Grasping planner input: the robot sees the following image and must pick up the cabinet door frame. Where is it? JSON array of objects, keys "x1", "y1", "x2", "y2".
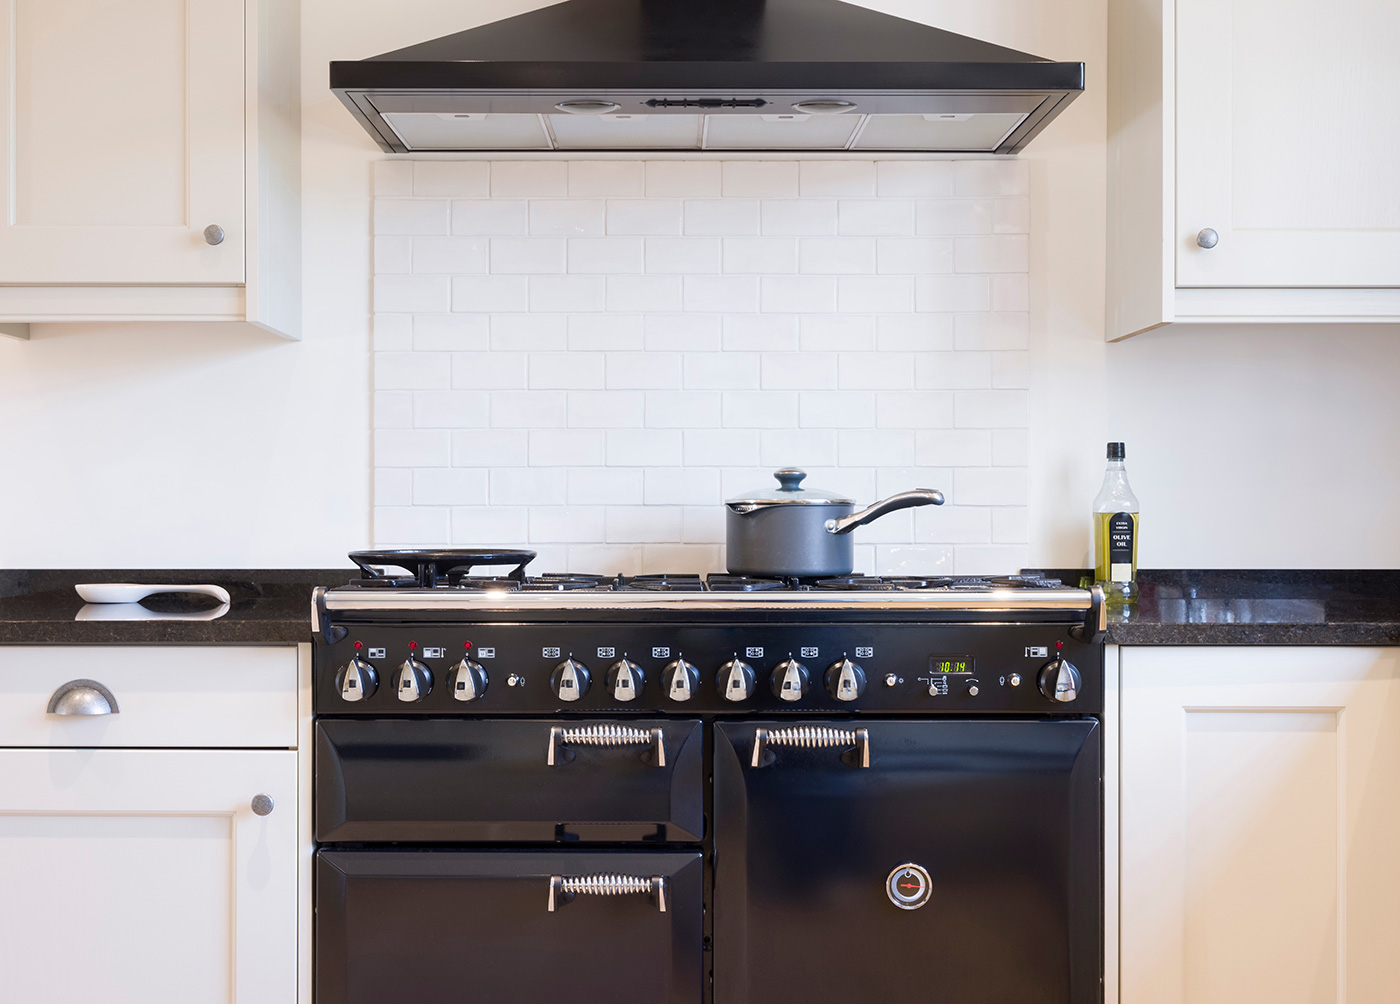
[
  {"x1": 0, "y1": 747, "x2": 297, "y2": 1004},
  {"x1": 1174, "y1": 0, "x2": 1400, "y2": 288},
  {"x1": 1119, "y1": 646, "x2": 1400, "y2": 1004},
  {"x1": 0, "y1": 0, "x2": 245, "y2": 284}
]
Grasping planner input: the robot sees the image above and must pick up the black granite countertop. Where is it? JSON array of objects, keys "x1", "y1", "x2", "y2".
[
  {"x1": 0, "y1": 569, "x2": 354, "y2": 644},
  {"x1": 3, "y1": 568, "x2": 1397, "y2": 646},
  {"x1": 1043, "y1": 569, "x2": 1400, "y2": 646}
]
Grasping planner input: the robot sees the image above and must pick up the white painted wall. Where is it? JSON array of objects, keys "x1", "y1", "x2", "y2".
[{"x1": 0, "y1": 0, "x2": 1395, "y2": 569}]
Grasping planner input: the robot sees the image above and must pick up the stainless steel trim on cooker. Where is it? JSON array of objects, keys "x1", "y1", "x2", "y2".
[{"x1": 321, "y1": 587, "x2": 1094, "y2": 612}]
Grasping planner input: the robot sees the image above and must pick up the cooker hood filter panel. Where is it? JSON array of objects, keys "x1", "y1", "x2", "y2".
[{"x1": 333, "y1": 0, "x2": 1084, "y2": 154}]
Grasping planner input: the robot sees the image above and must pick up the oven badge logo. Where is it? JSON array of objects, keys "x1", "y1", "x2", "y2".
[{"x1": 886, "y1": 863, "x2": 933, "y2": 910}]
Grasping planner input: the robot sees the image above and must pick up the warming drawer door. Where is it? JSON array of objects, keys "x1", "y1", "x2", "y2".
[
  {"x1": 713, "y1": 719, "x2": 1101, "y2": 1004},
  {"x1": 317, "y1": 849, "x2": 703, "y2": 1004},
  {"x1": 316, "y1": 718, "x2": 703, "y2": 842}
]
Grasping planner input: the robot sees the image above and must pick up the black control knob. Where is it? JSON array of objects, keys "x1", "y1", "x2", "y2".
[
  {"x1": 394, "y1": 657, "x2": 432, "y2": 703},
  {"x1": 823, "y1": 658, "x2": 867, "y2": 702},
  {"x1": 336, "y1": 656, "x2": 378, "y2": 702},
  {"x1": 448, "y1": 659, "x2": 487, "y2": 702},
  {"x1": 770, "y1": 658, "x2": 810, "y2": 702},
  {"x1": 1038, "y1": 657, "x2": 1081, "y2": 703},
  {"x1": 551, "y1": 658, "x2": 591, "y2": 702},
  {"x1": 716, "y1": 658, "x2": 756, "y2": 702},
  {"x1": 661, "y1": 658, "x2": 700, "y2": 702},
  {"x1": 605, "y1": 658, "x2": 645, "y2": 702}
]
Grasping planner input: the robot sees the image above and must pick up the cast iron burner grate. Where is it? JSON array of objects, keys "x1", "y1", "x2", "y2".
[
  {"x1": 621, "y1": 574, "x2": 706, "y2": 592},
  {"x1": 704, "y1": 575, "x2": 789, "y2": 592}
]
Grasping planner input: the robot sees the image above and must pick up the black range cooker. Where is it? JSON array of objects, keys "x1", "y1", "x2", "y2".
[{"x1": 312, "y1": 550, "x2": 1106, "y2": 1004}]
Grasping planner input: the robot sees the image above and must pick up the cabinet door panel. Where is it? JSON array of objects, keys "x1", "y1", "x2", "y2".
[
  {"x1": 0, "y1": 0, "x2": 244, "y2": 283},
  {"x1": 1120, "y1": 648, "x2": 1400, "y2": 1004},
  {"x1": 1176, "y1": 0, "x2": 1400, "y2": 286},
  {"x1": 0, "y1": 749, "x2": 295, "y2": 1004}
]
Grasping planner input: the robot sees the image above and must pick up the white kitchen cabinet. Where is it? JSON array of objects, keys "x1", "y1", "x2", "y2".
[
  {"x1": 1107, "y1": 0, "x2": 1400, "y2": 339},
  {"x1": 0, "y1": 748, "x2": 297, "y2": 1004},
  {"x1": 1119, "y1": 647, "x2": 1400, "y2": 1004},
  {"x1": 0, "y1": 0, "x2": 300, "y2": 340}
]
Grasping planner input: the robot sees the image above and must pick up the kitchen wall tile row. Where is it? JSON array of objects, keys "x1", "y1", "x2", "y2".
[{"x1": 373, "y1": 160, "x2": 1031, "y2": 575}]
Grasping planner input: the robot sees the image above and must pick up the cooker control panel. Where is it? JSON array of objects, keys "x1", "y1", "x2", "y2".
[{"x1": 316, "y1": 623, "x2": 1102, "y2": 715}]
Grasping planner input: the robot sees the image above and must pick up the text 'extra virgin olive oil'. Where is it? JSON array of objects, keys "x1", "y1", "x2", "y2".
[{"x1": 1093, "y1": 442, "x2": 1139, "y2": 604}]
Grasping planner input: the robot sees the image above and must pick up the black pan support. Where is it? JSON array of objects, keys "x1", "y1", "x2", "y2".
[{"x1": 348, "y1": 548, "x2": 537, "y2": 588}]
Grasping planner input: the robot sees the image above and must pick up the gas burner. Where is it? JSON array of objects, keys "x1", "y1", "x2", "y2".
[
  {"x1": 521, "y1": 574, "x2": 617, "y2": 592},
  {"x1": 344, "y1": 575, "x2": 416, "y2": 588},
  {"x1": 990, "y1": 574, "x2": 1064, "y2": 589},
  {"x1": 622, "y1": 574, "x2": 706, "y2": 592},
  {"x1": 812, "y1": 576, "x2": 894, "y2": 591},
  {"x1": 705, "y1": 575, "x2": 789, "y2": 592},
  {"x1": 448, "y1": 576, "x2": 524, "y2": 592}
]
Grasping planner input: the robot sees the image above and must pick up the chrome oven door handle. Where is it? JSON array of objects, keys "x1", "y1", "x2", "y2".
[
  {"x1": 750, "y1": 726, "x2": 870, "y2": 769},
  {"x1": 548, "y1": 874, "x2": 668, "y2": 913},
  {"x1": 546, "y1": 724, "x2": 666, "y2": 767}
]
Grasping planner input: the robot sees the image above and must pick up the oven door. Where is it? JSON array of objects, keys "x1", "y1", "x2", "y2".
[
  {"x1": 713, "y1": 719, "x2": 1101, "y2": 1004},
  {"x1": 316, "y1": 718, "x2": 703, "y2": 842},
  {"x1": 317, "y1": 849, "x2": 704, "y2": 1004}
]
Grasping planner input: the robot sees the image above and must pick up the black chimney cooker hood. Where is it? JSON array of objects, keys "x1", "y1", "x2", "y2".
[{"x1": 332, "y1": 0, "x2": 1083, "y2": 154}]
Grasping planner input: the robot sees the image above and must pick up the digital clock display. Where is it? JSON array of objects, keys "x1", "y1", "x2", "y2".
[{"x1": 930, "y1": 656, "x2": 974, "y2": 675}]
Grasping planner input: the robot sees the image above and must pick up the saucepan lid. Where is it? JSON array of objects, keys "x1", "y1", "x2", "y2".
[{"x1": 725, "y1": 468, "x2": 855, "y2": 512}]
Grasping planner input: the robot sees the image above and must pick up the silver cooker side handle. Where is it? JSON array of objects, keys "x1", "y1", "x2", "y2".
[{"x1": 548, "y1": 874, "x2": 668, "y2": 913}]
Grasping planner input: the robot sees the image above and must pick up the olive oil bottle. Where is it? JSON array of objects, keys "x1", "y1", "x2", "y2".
[{"x1": 1093, "y1": 442, "x2": 1139, "y2": 604}]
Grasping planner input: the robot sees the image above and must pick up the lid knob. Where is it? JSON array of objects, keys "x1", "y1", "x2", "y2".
[{"x1": 773, "y1": 468, "x2": 808, "y2": 492}]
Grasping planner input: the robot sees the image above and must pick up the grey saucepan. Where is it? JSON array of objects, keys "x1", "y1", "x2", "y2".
[{"x1": 725, "y1": 468, "x2": 945, "y2": 578}]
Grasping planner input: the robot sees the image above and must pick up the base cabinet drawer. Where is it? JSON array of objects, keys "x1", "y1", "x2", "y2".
[
  {"x1": 0, "y1": 748, "x2": 297, "y2": 1004},
  {"x1": 0, "y1": 646, "x2": 297, "y2": 747}
]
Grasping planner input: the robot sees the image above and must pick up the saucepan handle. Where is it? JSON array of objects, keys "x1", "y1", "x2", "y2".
[{"x1": 824, "y1": 489, "x2": 944, "y2": 535}]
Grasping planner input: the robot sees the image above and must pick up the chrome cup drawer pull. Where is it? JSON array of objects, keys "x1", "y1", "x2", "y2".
[
  {"x1": 548, "y1": 874, "x2": 668, "y2": 913},
  {"x1": 546, "y1": 724, "x2": 666, "y2": 767},
  {"x1": 46, "y1": 679, "x2": 120, "y2": 716},
  {"x1": 751, "y1": 725, "x2": 870, "y2": 768}
]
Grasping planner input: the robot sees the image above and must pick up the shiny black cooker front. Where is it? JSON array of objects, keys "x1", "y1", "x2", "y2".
[{"x1": 313, "y1": 619, "x2": 1103, "y2": 1004}]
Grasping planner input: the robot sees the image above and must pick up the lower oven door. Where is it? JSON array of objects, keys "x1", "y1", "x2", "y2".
[
  {"x1": 714, "y1": 719, "x2": 1100, "y2": 1004},
  {"x1": 317, "y1": 849, "x2": 704, "y2": 1004}
]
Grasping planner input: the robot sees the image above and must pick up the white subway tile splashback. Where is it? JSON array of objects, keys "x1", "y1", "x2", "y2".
[{"x1": 374, "y1": 159, "x2": 1028, "y2": 575}]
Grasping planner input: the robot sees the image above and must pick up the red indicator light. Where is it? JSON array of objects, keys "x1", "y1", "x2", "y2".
[
  {"x1": 464, "y1": 641, "x2": 472, "y2": 649},
  {"x1": 354, "y1": 641, "x2": 362, "y2": 650},
  {"x1": 1055, "y1": 640, "x2": 1064, "y2": 650},
  {"x1": 409, "y1": 641, "x2": 417, "y2": 650}
]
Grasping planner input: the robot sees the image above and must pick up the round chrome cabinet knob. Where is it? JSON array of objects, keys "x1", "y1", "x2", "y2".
[
  {"x1": 1038, "y1": 657, "x2": 1082, "y2": 703},
  {"x1": 336, "y1": 656, "x2": 378, "y2": 702},
  {"x1": 448, "y1": 659, "x2": 487, "y2": 702},
  {"x1": 251, "y1": 794, "x2": 275, "y2": 817},
  {"x1": 394, "y1": 657, "x2": 432, "y2": 703},
  {"x1": 203, "y1": 224, "x2": 225, "y2": 246},
  {"x1": 823, "y1": 658, "x2": 867, "y2": 702},
  {"x1": 716, "y1": 658, "x2": 756, "y2": 702},
  {"x1": 661, "y1": 658, "x2": 700, "y2": 702},
  {"x1": 551, "y1": 658, "x2": 591, "y2": 702},
  {"x1": 605, "y1": 658, "x2": 645, "y2": 702},
  {"x1": 1196, "y1": 228, "x2": 1219, "y2": 249},
  {"x1": 770, "y1": 658, "x2": 810, "y2": 702}
]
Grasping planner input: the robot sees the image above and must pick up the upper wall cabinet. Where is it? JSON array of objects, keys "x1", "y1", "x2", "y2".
[
  {"x1": 1107, "y1": 0, "x2": 1400, "y2": 340},
  {"x1": 0, "y1": 0, "x2": 300, "y2": 340}
]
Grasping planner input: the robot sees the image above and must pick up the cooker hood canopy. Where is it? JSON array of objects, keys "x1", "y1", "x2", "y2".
[{"x1": 331, "y1": 0, "x2": 1084, "y2": 154}]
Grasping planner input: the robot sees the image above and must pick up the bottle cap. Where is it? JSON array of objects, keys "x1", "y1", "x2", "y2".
[{"x1": 1106, "y1": 442, "x2": 1125, "y2": 460}]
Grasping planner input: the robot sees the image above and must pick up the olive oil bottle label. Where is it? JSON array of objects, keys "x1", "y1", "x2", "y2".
[{"x1": 1108, "y1": 512, "x2": 1136, "y2": 582}]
